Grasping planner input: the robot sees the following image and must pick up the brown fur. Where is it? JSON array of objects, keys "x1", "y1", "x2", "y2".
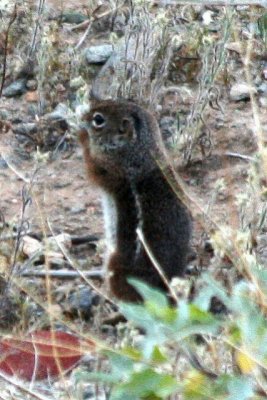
[{"x1": 78, "y1": 100, "x2": 191, "y2": 302}]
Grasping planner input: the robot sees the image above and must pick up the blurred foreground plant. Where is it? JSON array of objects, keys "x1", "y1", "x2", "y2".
[{"x1": 74, "y1": 272, "x2": 267, "y2": 399}]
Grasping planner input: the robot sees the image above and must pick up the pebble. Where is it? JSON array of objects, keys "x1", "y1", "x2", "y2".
[
  {"x1": 70, "y1": 76, "x2": 86, "y2": 90},
  {"x1": 258, "y1": 82, "x2": 267, "y2": 94},
  {"x1": 0, "y1": 109, "x2": 9, "y2": 119},
  {"x1": 26, "y1": 79, "x2": 37, "y2": 90},
  {"x1": 12, "y1": 122, "x2": 37, "y2": 136},
  {"x1": 67, "y1": 287, "x2": 100, "y2": 320},
  {"x1": 159, "y1": 116, "x2": 176, "y2": 140},
  {"x1": 84, "y1": 44, "x2": 113, "y2": 64},
  {"x1": 230, "y1": 83, "x2": 257, "y2": 101},
  {"x1": 3, "y1": 78, "x2": 27, "y2": 97},
  {"x1": 0, "y1": 157, "x2": 8, "y2": 169},
  {"x1": 259, "y1": 97, "x2": 267, "y2": 108},
  {"x1": 61, "y1": 12, "x2": 87, "y2": 24}
]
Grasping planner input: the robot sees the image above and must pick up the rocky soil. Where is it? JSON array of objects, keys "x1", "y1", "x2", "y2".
[{"x1": 0, "y1": 1, "x2": 267, "y2": 398}]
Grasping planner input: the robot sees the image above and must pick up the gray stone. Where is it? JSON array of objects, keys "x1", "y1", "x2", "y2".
[
  {"x1": 259, "y1": 96, "x2": 267, "y2": 107},
  {"x1": 26, "y1": 79, "x2": 37, "y2": 90},
  {"x1": 0, "y1": 109, "x2": 9, "y2": 119},
  {"x1": 3, "y1": 79, "x2": 27, "y2": 97},
  {"x1": 258, "y1": 82, "x2": 267, "y2": 94},
  {"x1": 13, "y1": 122, "x2": 37, "y2": 136},
  {"x1": 230, "y1": 83, "x2": 257, "y2": 101},
  {"x1": 61, "y1": 12, "x2": 87, "y2": 24},
  {"x1": 159, "y1": 116, "x2": 176, "y2": 139},
  {"x1": 67, "y1": 287, "x2": 100, "y2": 320},
  {"x1": 69, "y1": 76, "x2": 86, "y2": 90},
  {"x1": 0, "y1": 157, "x2": 8, "y2": 169},
  {"x1": 84, "y1": 44, "x2": 113, "y2": 64}
]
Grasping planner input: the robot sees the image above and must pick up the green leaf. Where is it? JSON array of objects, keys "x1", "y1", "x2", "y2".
[
  {"x1": 226, "y1": 376, "x2": 254, "y2": 400},
  {"x1": 151, "y1": 346, "x2": 168, "y2": 364},
  {"x1": 111, "y1": 368, "x2": 178, "y2": 400},
  {"x1": 228, "y1": 324, "x2": 241, "y2": 343},
  {"x1": 145, "y1": 301, "x2": 178, "y2": 324},
  {"x1": 232, "y1": 281, "x2": 267, "y2": 356},
  {"x1": 127, "y1": 278, "x2": 169, "y2": 308},
  {"x1": 173, "y1": 301, "x2": 220, "y2": 340},
  {"x1": 103, "y1": 350, "x2": 135, "y2": 380},
  {"x1": 194, "y1": 274, "x2": 231, "y2": 311},
  {"x1": 119, "y1": 303, "x2": 157, "y2": 331},
  {"x1": 77, "y1": 371, "x2": 118, "y2": 385},
  {"x1": 121, "y1": 346, "x2": 143, "y2": 361},
  {"x1": 183, "y1": 371, "x2": 210, "y2": 399},
  {"x1": 189, "y1": 304, "x2": 215, "y2": 324}
]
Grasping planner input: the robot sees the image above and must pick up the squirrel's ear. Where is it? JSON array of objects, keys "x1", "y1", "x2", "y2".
[{"x1": 119, "y1": 118, "x2": 135, "y2": 139}]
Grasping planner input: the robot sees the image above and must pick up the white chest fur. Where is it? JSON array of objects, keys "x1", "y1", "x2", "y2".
[{"x1": 101, "y1": 193, "x2": 118, "y2": 259}]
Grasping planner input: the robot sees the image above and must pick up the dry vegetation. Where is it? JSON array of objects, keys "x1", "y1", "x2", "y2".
[{"x1": 0, "y1": 0, "x2": 267, "y2": 399}]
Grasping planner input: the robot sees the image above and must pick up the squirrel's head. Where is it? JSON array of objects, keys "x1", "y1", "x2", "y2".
[
  {"x1": 79, "y1": 100, "x2": 158, "y2": 155},
  {"x1": 78, "y1": 100, "x2": 163, "y2": 180}
]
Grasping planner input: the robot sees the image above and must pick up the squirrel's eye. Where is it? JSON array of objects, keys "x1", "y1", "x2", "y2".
[{"x1": 92, "y1": 113, "x2": 106, "y2": 128}]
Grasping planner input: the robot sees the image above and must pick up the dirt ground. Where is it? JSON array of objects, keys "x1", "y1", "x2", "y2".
[
  {"x1": 0, "y1": 1, "x2": 267, "y2": 396},
  {"x1": 0, "y1": 1, "x2": 266, "y2": 300}
]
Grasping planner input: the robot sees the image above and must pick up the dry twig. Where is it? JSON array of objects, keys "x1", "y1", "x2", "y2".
[{"x1": 0, "y1": 4, "x2": 17, "y2": 97}]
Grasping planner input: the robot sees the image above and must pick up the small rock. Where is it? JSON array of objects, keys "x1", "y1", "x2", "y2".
[
  {"x1": 258, "y1": 82, "x2": 267, "y2": 94},
  {"x1": 259, "y1": 97, "x2": 267, "y2": 108},
  {"x1": 225, "y1": 42, "x2": 243, "y2": 54},
  {"x1": 0, "y1": 119, "x2": 11, "y2": 133},
  {"x1": 55, "y1": 83, "x2": 66, "y2": 93},
  {"x1": 84, "y1": 44, "x2": 113, "y2": 64},
  {"x1": 3, "y1": 78, "x2": 27, "y2": 97},
  {"x1": 12, "y1": 122, "x2": 37, "y2": 136},
  {"x1": 0, "y1": 157, "x2": 8, "y2": 169},
  {"x1": 24, "y1": 91, "x2": 38, "y2": 103},
  {"x1": 22, "y1": 236, "x2": 42, "y2": 257},
  {"x1": 0, "y1": 109, "x2": 9, "y2": 119},
  {"x1": 26, "y1": 79, "x2": 37, "y2": 90},
  {"x1": 202, "y1": 10, "x2": 214, "y2": 25},
  {"x1": 70, "y1": 76, "x2": 86, "y2": 90},
  {"x1": 61, "y1": 12, "x2": 87, "y2": 24},
  {"x1": 159, "y1": 116, "x2": 176, "y2": 140},
  {"x1": 230, "y1": 83, "x2": 257, "y2": 101},
  {"x1": 66, "y1": 287, "x2": 100, "y2": 320}
]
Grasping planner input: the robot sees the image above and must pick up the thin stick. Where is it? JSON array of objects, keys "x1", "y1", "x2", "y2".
[
  {"x1": 75, "y1": 20, "x2": 92, "y2": 50},
  {"x1": 0, "y1": 4, "x2": 17, "y2": 97},
  {"x1": 28, "y1": 0, "x2": 46, "y2": 57},
  {"x1": 69, "y1": 19, "x2": 91, "y2": 32},
  {"x1": 47, "y1": 219, "x2": 114, "y2": 305},
  {"x1": 136, "y1": 227, "x2": 178, "y2": 304},
  {"x1": 0, "y1": 151, "x2": 30, "y2": 183},
  {"x1": 225, "y1": 151, "x2": 255, "y2": 162},
  {"x1": 0, "y1": 233, "x2": 99, "y2": 243},
  {"x1": 20, "y1": 269, "x2": 104, "y2": 279}
]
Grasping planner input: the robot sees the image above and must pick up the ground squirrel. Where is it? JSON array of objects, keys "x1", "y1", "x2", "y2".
[{"x1": 79, "y1": 100, "x2": 191, "y2": 302}]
